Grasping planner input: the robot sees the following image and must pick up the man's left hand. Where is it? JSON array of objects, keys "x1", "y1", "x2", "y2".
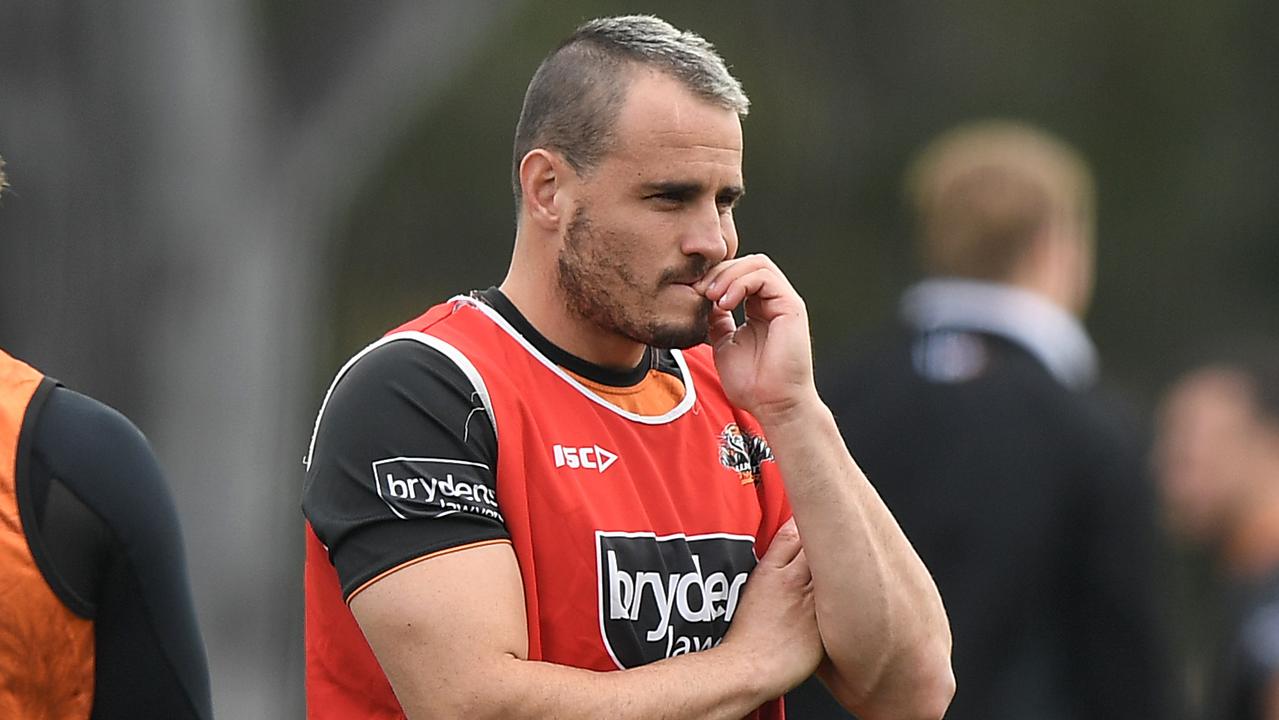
[{"x1": 694, "y1": 254, "x2": 818, "y2": 422}]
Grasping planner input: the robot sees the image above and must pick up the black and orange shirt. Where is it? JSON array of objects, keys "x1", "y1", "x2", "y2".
[
  {"x1": 303, "y1": 288, "x2": 792, "y2": 720},
  {"x1": 0, "y1": 351, "x2": 211, "y2": 719}
]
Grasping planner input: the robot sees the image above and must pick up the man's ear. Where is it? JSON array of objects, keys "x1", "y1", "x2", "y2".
[
  {"x1": 518, "y1": 149, "x2": 572, "y2": 231},
  {"x1": 1027, "y1": 220, "x2": 1089, "y2": 316}
]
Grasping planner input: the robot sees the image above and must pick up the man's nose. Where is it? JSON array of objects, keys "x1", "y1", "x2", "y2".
[{"x1": 682, "y1": 202, "x2": 729, "y2": 264}]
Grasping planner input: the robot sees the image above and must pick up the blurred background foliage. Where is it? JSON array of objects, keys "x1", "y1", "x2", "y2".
[
  {"x1": 322, "y1": 0, "x2": 1279, "y2": 398},
  {"x1": 3, "y1": 0, "x2": 1277, "y2": 716}
]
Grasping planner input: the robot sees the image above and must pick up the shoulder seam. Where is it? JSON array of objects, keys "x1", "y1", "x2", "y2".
[{"x1": 303, "y1": 332, "x2": 497, "y2": 471}]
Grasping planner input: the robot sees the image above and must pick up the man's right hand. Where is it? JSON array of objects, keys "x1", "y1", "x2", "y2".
[{"x1": 721, "y1": 517, "x2": 825, "y2": 699}]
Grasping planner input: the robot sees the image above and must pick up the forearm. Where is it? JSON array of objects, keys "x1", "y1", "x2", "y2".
[
  {"x1": 758, "y1": 396, "x2": 953, "y2": 718},
  {"x1": 399, "y1": 644, "x2": 771, "y2": 720},
  {"x1": 354, "y1": 541, "x2": 808, "y2": 720}
]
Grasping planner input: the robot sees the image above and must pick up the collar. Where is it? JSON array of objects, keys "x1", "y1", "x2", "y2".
[
  {"x1": 900, "y1": 278, "x2": 1099, "y2": 390},
  {"x1": 471, "y1": 287, "x2": 654, "y2": 387}
]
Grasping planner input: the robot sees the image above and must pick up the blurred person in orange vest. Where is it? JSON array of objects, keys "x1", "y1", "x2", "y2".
[
  {"x1": 1157, "y1": 344, "x2": 1279, "y2": 720},
  {"x1": 0, "y1": 154, "x2": 211, "y2": 718}
]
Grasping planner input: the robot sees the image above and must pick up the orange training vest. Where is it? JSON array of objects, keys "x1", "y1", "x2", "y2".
[
  {"x1": 306, "y1": 297, "x2": 791, "y2": 719},
  {"x1": 0, "y1": 350, "x2": 95, "y2": 717}
]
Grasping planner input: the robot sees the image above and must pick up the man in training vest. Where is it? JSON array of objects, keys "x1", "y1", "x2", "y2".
[{"x1": 303, "y1": 15, "x2": 953, "y2": 720}]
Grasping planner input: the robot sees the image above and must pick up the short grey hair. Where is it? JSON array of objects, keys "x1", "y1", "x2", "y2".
[{"x1": 511, "y1": 15, "x2": 749, "y2": 205}]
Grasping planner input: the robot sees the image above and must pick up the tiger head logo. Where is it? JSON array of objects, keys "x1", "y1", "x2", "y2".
[{"x1": 718, "y1": 423, "x2": 774, "y2": 485}]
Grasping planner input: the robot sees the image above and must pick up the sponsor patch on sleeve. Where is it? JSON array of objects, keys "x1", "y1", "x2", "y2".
[{"x1": 370, "y1": 457, "x2": 502, "y2": 522}]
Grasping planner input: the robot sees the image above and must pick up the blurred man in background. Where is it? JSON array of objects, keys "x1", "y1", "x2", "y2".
[
  {"x1": 1156, "y1": 346, "x2": 1279, "y2": 719},
  {"x1": 0, "y1": 155, "x2": 212, "y2": 718},
  {"x1": 788, "y1": 121, "x2": 1167, "y2": 719}
]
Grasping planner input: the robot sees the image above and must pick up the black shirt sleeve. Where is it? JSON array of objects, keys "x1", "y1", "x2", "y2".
[
  {"x1": 23, "y1": 385, "x2": 213, "y2": 720},
  {"x1": 1065, "y1": 391, "x2": 1172, "y2": 719},
  {"x1": 302, "y1": 337, "x2": 505, "y2": 600}
]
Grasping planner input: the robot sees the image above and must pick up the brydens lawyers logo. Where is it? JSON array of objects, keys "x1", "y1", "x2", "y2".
[
  {"x1": 596, "y1": 531, "x2": 757, "y2": 669},
  {"x1": 552, "y1": 443, "x2": 618, "y2": 473},
  {"x1": 372, "y1": 456, "x2": 502, "y2": 522}
]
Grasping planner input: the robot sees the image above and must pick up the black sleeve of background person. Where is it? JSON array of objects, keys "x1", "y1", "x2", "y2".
[
  {"x1": 302, "y1": 338, "x2": 505, "y2": 599},
  {"x1": 1065, "y1": 388, "x2": 1173, "y2": 719},
  {"x1": 27, "y1": 386, "x2": 212, "y2": 720}
]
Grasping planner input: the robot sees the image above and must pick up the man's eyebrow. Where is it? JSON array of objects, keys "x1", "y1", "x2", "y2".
[
  {"x1": 639, "y1": 181, "x2": 746, "y2": 200},
  {"x1": 640, "y1": 181, "x2": 704, "y2": 196}
]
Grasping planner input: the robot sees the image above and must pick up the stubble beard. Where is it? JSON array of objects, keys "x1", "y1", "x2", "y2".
[{"x1": 557, "y1": 206, "x2": 712, "y2": 350}]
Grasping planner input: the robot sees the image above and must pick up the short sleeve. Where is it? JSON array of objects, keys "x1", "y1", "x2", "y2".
[{"x1": 302, "y1": 337, "x2": 505, "y2": 599}]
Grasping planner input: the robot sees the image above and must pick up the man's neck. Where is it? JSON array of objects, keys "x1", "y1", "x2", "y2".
[
  {"x1": 1224, "y1": 487, "x2": 1279, "y2": 579},
  {"x1": 498, "y1": 276, "x2": 648, "y2": 371}
]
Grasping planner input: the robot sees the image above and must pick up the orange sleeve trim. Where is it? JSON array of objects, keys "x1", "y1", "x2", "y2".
[{"x1": 345, "y1": 538, "x2": 513, "y2": 605}]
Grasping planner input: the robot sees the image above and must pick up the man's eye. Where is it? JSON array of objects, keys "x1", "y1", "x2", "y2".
[{"x1": 647, "y1": 193, "x2": 686, "y2": 207}]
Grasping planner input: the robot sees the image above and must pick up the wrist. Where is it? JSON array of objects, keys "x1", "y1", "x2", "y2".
[
  {"x1": 751, "y1": 389, "x2": 827, "y2": 432},
  {"x1": 710, "y1": 638, "x2": 784, "y2": 707}
]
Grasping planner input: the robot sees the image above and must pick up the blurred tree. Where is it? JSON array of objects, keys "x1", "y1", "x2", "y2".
[{"x1": 0, "y1": 1, "x2": 518, "y2": 716}]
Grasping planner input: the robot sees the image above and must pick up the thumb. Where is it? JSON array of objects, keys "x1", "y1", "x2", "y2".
[{"x1": 706, "y1": 306, "x2": 737, "y2": 349}]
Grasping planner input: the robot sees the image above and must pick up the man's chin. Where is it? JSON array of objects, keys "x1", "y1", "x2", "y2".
[
  {"x1": 646, "y1": 332, "x2": 706, "y2": 350},
  {"x1": 645, "y1": 315, "x2": 712, "y2": 349},
  {"x1": 629, "y1": 294, "x2": 712, "y2": 349}
]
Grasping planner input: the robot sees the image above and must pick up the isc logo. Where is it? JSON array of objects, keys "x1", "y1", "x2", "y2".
[{"x1": 552, "y1": 443, "x2": 618, "y2": 473}]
